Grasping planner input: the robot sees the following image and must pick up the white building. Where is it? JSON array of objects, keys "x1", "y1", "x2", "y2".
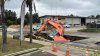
[{"x1": 39, "y1": 15, "x2": 98, "y2": 27}]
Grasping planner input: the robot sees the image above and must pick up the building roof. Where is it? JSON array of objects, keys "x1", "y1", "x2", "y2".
[{"x1": 39, "y1": 15, "x2": 87, "y2": 19}]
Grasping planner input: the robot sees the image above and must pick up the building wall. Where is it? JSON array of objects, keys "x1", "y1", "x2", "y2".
[
  {"x1": 72, "y1": 18, "x2": 81, "y2": 24},
  {"x1": 40, "y1": 16, "x2": 99, "y2": 27},
  {"x1": 51, "y1": 17, "x2": 81, "y2": 25},
  {"x1": 40, "y1": 16, "x2": 54, "y2": 24},
  {"x1": 65, "y1": 18, "x2": 81, "y2": 27},
  {"x1": 86, "y1": 18, "x2": 98, "y2": 23},
  {"x1": 40, "y1": 17, "x2": 82, "y2": 27},
  {"x1": 65, "y1": 18, "x2": 71, "y2": 24},
  {"x1": 40, "y1": 16, "x2": 66, "y2": 25},
  {"x1": 57, "y1": 17, "x2": 65, "y2": 25}
]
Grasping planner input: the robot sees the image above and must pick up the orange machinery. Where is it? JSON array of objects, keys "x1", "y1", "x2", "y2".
[{"x1": 36, "y1": 18, "x2": 67, "y2": 42}]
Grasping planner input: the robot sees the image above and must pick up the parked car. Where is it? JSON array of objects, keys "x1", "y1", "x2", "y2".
[
  {"x1": 33, "y1": 25, "x2": 41, "y2": 30},
  {"x1": 63, "y1": 24, "x2": 71, "y2": 28}
]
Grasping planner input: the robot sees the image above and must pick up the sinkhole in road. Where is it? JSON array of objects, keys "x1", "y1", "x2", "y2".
[
  {"x1": 25, "y1": 33, "x2": 88, "y2": 42},
  {"x1": 95, "y1": 42, "x2": 100, "y2": 45},
  {"x1": 63, "y1": 35, "x2": 88, "y2": 42}
]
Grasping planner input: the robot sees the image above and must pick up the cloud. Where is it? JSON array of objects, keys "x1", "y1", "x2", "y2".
[
  {"x1": 5, "y1": 0, "x2": 23, "y2": 17},
  {"x1": 4, "y1": 0, "x2": 100, "y2": 17},
  {"x1": 38, "y1": 0, "x2": 95, "y2": 9}
]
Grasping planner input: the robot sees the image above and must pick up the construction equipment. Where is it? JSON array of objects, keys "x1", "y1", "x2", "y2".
[{"x1": 35, "y1": 18, "x2": 67, "y2": 42}]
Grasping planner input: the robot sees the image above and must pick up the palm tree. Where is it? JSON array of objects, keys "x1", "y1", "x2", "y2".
[
  {"x1": 21, "y1": 0, "x2": 36, "y2": 44},
  {"x1": 26, "y1": 0, "x2": 33, "y2": 43},
  {"x1": 0, "y1": 0, "x2": 8, "y2": 52}
]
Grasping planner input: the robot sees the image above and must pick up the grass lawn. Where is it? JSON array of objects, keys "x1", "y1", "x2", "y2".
[
  {"x1": 0, "y1": 36, "x2": 44, "y2": 56},
  {"x1": 78, "y1": 28, "x2": 100, "y2": 33}
]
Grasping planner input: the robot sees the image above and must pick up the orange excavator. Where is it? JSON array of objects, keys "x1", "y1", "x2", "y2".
[{"x1": 36, "y1": 18, "x2": 67, "y2": 42}]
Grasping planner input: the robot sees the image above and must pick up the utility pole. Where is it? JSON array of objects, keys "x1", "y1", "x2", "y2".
[{"x1": 1, "y1": 0, "x2": 8, "y2": 53}]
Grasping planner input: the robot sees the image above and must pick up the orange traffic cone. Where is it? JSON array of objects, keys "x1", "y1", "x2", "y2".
[
  {"x1": 65, "y1": 48, "x2": 70, "y2": 56},
  {"x1": 52, "y1": 43, "x2": 57, "y2": 52},
  {"x1": 85, "y1": 47, "x2": 88, "y2": 56}
]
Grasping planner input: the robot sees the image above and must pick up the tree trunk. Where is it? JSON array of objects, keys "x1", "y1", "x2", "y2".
[
  {"x1": 1, "y1": 0, "x2": 8, "y2": 53},
  {"x1": 29, "y1": 1, "x2": 33, "y2": 43}
]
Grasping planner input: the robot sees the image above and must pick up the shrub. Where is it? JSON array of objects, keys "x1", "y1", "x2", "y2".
[{"x1": 86, "y1": 22, "x2": 96, "y2": 28}]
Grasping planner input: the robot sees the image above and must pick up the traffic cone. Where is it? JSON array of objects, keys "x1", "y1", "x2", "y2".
[
  {"x1": 52, "y1": 43, "x2": 57, "y2": 52},
  {"x1": 65, "y1": 48, "x2": 70, "y2": 56},
  {"x1": 85, "y1": 47, "x2": 89, "y2": 56}
]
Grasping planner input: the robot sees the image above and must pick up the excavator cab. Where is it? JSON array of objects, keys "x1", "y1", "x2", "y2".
[{"x1": 48, "y1": 29, "x2": 58, "y2": 38}]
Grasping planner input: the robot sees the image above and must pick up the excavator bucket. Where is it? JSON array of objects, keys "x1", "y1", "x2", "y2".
[{"x1": 53, "y1": 36, "x2": 67, "y2": 42}]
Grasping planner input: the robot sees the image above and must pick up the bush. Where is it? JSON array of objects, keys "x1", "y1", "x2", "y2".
[{"x1": 86, "y1": 22, "x2": 96, "y2": 28}]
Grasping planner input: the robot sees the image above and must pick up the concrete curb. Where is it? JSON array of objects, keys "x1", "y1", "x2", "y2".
[{"x1": 4, "y1": 48, "x2": 39, "y2": 56}]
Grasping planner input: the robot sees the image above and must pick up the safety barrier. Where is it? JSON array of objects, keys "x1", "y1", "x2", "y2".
[
  {"x1": 65, "y1": 47, "x2": 70, "y2": 56},
  {"x1": 52, "y1": 42, "x2": 57, "y2": 52},
  {"x1": 85, "y1": 47, "x2": 89, "y2": 56}
]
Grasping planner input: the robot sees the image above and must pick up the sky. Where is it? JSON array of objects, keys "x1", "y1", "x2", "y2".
[{"x1": 5, "y1": 0, "x2": 100, "y2": 17}]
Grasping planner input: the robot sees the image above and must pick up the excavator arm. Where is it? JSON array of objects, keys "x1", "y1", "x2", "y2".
[
  {"x1": 37, "y1": 18, "x2": 67, "y2": 42},
  {"x1": 37, "y1": 24, "x2": 46, "y2": 32}
]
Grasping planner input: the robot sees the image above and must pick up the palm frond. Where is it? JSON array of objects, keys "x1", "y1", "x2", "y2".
[{"x1": 26, "y1": 0, "x2": 33, "y2": 7}]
